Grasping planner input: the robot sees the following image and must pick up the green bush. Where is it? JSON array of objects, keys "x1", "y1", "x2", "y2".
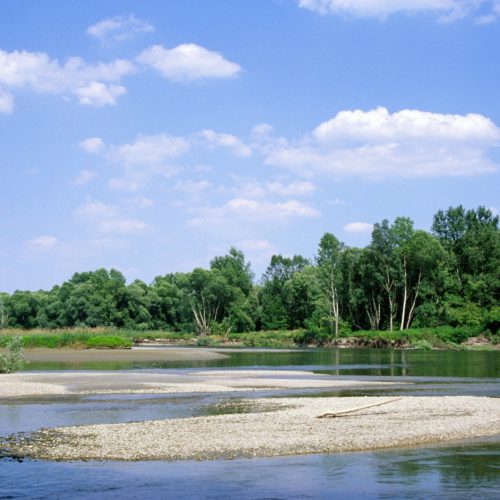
[
  {"x1": 483, "y1": 306, "x2": 500, "y2": 335},
  {"x1": 85, "y1": 336, "x2": 132, "y2": 349},
  {"x1": 0, "y1": 336, "x2": 24, "y2": 373}
]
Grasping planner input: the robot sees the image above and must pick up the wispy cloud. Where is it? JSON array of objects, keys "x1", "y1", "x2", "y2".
[
  {"x1": 343, "y1": 222, "x2": 373, "y2": 234},
  {"x1": 87, "y1": 15, "x2": 154, "y2": 44},
  {"x1": 74, "y1": 170, "x2": 97, "y2": 186},
  {"x1": 0, "y1": 88, "x2": 13, "y2": 114},
  {"x1": 298, "y1": 0, "x2": 500, "y2": 23},
  {"x1": 78, "y1": 137, "x2": 105, "y2": 154},
  {"x1": 26, "y1": 235, "x2": 58, "y2": 251},
  {"x1": 75, "y1": 200, "x2": 148, "y2": 234},
  {"x1": 188, "y1": 198, "x2": 320, "y2": 227}
]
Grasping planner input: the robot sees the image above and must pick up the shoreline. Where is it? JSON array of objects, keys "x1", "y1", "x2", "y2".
[
  {"x1": 3, "y1": 396, "x2": 499, "y2": 462},
  {"x1": 0, "y1": 369, "x2": 401, "y2": 399}
]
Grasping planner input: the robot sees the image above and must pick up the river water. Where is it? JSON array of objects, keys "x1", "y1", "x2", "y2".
[{"x1": 1, "y1": 348, "x2": 499, "y2": 499}]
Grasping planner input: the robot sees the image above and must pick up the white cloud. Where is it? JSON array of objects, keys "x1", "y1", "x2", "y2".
[
  {"x1": 251, "y1": 123, "x2": 275, "y2": 136},
  {"x1": 137, "y1": 43, "x2": 242, "y2": 81},
  {"x1": 0, "y1": 49, "x2": 135, "y2": 110},
  {"x1": 188, "y1": 198, "x2": 320, "y2": 226},
  {"x1": 196, "y1": 129, "x2": 251, "y2": 157},
  {"x1": 87, "y1": 15, "x2": 154, "y2": 44},
  {"x1": 264, "y1": 107, "x2": 500, "y2": 178},
  {"x1": 104, "y1": 133, "x2": 188, "y2": 191},
  {"x1": 75, "y1": 200, "x2": 147, "y2": 234},
  {"x1": 0, "y1": 88, "x2": 13, "y2": 113},
  {"x1": 78, "y1": 137, "x2": 105, "y2": 154},
  {"x1": 74, "y1": 170, "x2": 97, "y2": 186},
  {"x1": 27, "y1": 235, "x2": 58, "y2": 251},
  {"x1": 238, "y1": 239, "x2": 275, "y2": 251},
  {"x1": 298, "y1": 0, "x2": 500, "y2": 23},
  {"x1": 313, "y1": 107, "x2": 499, "y2": 144},
  {"x1": 76, "y1": 200, "x2": 118, "y2": 218},
  {"x1": 97, "y1": 219, "x2": 147, "y2": 234},
  {"x1": 235, "y1": 180, "x2": 316, "y2": 198},
  {"x1": 74, "y1": 82, "x2": 126, "y2": 106},
  {"x1": 110, "y1": 133, "x2": 189, "y2": 165},
  {"x1": 343, "y1": 222, "x2": 374, "y2": 234}
]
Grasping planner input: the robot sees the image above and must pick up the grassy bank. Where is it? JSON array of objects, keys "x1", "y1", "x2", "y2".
[{"x1": 0, "y1": 325, "x2": 497, "y2": 350}]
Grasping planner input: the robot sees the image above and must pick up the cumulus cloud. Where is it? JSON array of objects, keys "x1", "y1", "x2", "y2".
[
  {"x1": 27, "y1": 235, "x2": 58, "y2": 251},
  {"x1": 75, "y1": 200, "x2": 147, "y2": 234},
  {"x1": 74, "y1": 82, "x2": 126, "y2": 107},
  {"x1": 0, "y1": 88, "x2": 13, "y2": 113},
  {"x1": 0, "y1": 49, "x2": 135, "y2": 109},
  {"x1": 137, "y1": 43, "x2": 242, "y2": 81},
  {"x1": 343, "y1": 222, "x2": 374, "y2": 234},
  {"x1": 298, "y1": 0, "x2": 500, "y2": 23},
  {"x1": 87, "y1": 15, "x2": 154, "y2": 44},
  {"x1": 74, "y1": 170, "x2": 97, "y2": 186},
  {"x1": 264, "y1": 107, "x2": 500, "y2": 178}
]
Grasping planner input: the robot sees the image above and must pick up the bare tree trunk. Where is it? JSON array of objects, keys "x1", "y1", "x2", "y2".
[
  {"x1": 191, "y1": 296, "x2": 219, "y2": 336},
  {"x1": 382, "y1": 265, "x2": 396, "y2": 332},
  {"x1": 366, "y1": 295, "x2": 381, "y2": 330},
  {"x1": 405, "y1": 272, "x2": 422, "y2": 329},
  {"x1": 400, "y1": 258, "x2": 407, "y2": 331},
  {"x1": 329, "y1": 280, "x2": 340, "y2": 338}
]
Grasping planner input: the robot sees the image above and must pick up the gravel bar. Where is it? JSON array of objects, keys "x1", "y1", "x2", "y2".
[{"x1": 3, "y1": 396, "x2": 499, "y2": 461}]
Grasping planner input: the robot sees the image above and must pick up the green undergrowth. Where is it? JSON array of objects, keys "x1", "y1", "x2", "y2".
[
  {"x1": 0, "y1": 331, "x2": 132, "y2": 349},
  {"x1": 0, "y1": 325, "x2": 494, "y2": 350}
]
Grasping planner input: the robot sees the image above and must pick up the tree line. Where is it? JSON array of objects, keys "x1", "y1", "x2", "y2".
[{"x1": 1, "y1": 206, "x2": 498, "y2": 337}]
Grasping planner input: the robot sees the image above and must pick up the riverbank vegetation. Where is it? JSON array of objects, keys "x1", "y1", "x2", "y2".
[
  {"x1": 0, "y1": 336, "x2": 24, "y2": 373},
  {"x1": 0, "y1": 206, "x2": 498, "y2": 348}
]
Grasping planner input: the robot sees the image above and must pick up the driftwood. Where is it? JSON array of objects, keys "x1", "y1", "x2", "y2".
[{"x1": 316, "y1": 397, "x2": 401, "y2": 419}]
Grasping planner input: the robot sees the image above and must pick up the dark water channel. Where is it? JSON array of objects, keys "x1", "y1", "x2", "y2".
[{"x1": 0, "y1": 348, "x2": 498, "y2": 498}]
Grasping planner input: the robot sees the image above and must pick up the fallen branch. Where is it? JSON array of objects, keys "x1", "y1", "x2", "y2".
[{"x1": 316, "y1": 397, "x2": 401, "y2": 419}]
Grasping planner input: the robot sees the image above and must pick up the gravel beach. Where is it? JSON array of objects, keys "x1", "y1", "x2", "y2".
[
  {"x1": 0, "y1": 370, "x2": 399, "y2": 398},
  {"x1": 4, "y1": 396, "x2": 499, "y2": 461}
]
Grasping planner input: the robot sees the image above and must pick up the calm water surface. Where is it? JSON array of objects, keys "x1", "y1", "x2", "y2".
[{"x1": 1, "y1": 348, "x2": 498, "y2": 499}]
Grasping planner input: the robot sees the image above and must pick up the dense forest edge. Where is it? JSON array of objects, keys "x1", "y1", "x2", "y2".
[{"x1": 1, "y1": 206, "x2": 499, "y2": 351}]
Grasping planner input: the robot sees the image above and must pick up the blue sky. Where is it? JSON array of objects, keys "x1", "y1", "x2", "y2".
[{"x1": 1, "y1": 0, "x2": 499, "y2": 292}]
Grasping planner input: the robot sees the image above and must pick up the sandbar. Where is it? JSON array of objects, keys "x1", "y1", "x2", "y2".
[{"x1": 3, "y1": 396, "x2": 498, "y2": 461}]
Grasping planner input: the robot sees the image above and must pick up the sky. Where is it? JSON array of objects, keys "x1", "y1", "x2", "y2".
[{"x1": 1, "y1": 0, "x2": 499, "y2": 292}]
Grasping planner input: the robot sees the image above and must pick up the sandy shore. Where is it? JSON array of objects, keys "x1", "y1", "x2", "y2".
[
  {"x1": 0, "y1": 370, "x2": 400, "y2": 398},
  {"x1": 20, "y1": 347, "x2": 228, "y2": 362},
  {"x1": 4, "y1": 396, "x2": 499, "y2": 461}
]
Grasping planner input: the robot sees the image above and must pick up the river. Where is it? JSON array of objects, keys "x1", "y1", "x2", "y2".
[{"x1": 0, "y1": 347, "x2": 498, "y2": 499}]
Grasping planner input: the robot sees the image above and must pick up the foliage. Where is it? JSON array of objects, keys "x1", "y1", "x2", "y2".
[
  {"x1": 0, "y1": 336, "x2": 24, "y2": 373},
  {"x1": 0, "y1": 206, "x2": 497, "y2": 346}
]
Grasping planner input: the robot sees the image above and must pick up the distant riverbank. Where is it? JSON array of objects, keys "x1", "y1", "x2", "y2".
[{"x1": 1, "y1": 325, "x2": 498, "y2": 352}]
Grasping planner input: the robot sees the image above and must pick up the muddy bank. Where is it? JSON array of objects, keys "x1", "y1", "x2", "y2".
[{"x1": 3, "y1": 396, "x2": 498, "y2": 461}]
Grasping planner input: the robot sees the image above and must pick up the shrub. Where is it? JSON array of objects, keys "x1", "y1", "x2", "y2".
[
  {"x1": 0, "y1": 336, "x2": 24, "y2": 373},
  {"x1": 85, "y1": 336, "x2": 132, "y2": 349}
]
